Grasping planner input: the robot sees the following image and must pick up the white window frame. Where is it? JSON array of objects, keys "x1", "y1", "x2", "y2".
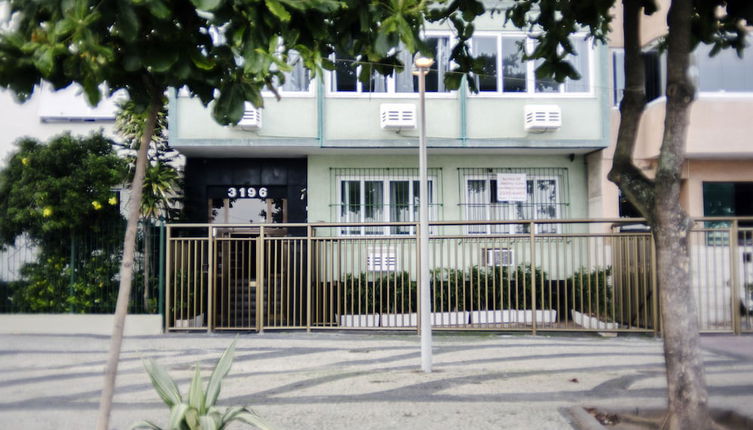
[
  {"x1": 337, "y1": 175, "x2": 437, "y2": 236},
  {"x1": 262, "y1": 49, "x2": 316, "y2": 98},
  {"x1": 463, "y1": 174, "x2": 562, "y2": 234},
  {"x1": 326, "y1": 31, "x2": 457, "y2": 99},
  {"x1": 469, "y1": 31, "x2": 595, "y2": 98}
]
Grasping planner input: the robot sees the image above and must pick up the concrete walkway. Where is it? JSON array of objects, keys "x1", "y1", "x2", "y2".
[{"x1": 0, "y1": 332, "x2": 751, "y2": 429}]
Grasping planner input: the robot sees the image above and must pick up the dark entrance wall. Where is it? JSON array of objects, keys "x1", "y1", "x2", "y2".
[{"x1": 183, "y1": 157, "x2": 307, "y2": 223}]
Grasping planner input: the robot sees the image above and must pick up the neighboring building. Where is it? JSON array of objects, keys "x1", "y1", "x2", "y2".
[
  {"x1": 588, "y1": 2, "x2": 753, "y2": 223},
  {"x1": 170, "y1": 17, "x2": 610, "y2": 231},
  {"x1": 0, "y1": 85, "x2": 119, "y2": 163},
  {"x1": 588, "y1": 2, "x2": 753, "y2": 329}
]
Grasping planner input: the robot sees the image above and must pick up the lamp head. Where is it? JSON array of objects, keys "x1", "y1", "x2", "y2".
[{"x1": 414, "y1": 57, "x2": 434, "y2": 68}]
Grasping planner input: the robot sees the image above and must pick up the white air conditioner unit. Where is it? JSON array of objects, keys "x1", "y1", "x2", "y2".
[
  {"x1": 367, "y1": 246, "x2": 398, "y2": 272},
  {"x1": 483, "y1": 248, "x2": 514, "y2": 267},
  {"x1": 238, "y1": 103, "x2": 262, "y2": 130},
  {"x1": 524, "y1": 104, "x2": 561, "y2": 132},
  {"x1": 380, "y1": 103, "x2": 416, "y2": 130}
]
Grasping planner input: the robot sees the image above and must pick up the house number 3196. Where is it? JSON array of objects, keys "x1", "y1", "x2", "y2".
[{"x1": 227, "y1": 187, "x2": 268, "y2": 198}]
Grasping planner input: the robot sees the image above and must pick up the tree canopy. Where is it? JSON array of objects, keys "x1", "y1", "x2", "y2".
[{"x1": 0, "y1": 133, "x2": 125, "y2": 248}]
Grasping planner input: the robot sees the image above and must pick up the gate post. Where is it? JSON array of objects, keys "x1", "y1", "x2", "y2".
[
  {"x1": 207, "y1": 225, "x2": 214, "y2": 332},
  {"x1": 164, "y1": 224, "x2": 172, "y2": 332},
  {"x1": 306, "y1": 225, "x2": 312, "y2": 332},
  {"x1": 257, "y1": 226, "x2": 265, "y2": 332},
  {"x1": 650, "y1": 232, "x2": 660, "y2": 336},
  {"x1": 731, "y1": 220, "x2": 741, "y2": 335},
  {"x1": 158, "y1": 218, "x2": 165, "y2": 332},
  {"x1": 530, "y1": 221, "x2": 537, "y2": 336}
]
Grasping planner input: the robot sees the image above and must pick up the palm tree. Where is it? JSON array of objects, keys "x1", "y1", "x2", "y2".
[{"x1": 115, "y1": 99, "x2": 182, "y2": 311}]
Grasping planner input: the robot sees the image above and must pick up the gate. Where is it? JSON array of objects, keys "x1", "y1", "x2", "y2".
[{"x1": 165, "y1": 219, "x2": 752, "y2": 334}]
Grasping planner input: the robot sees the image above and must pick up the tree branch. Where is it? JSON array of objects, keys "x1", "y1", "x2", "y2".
[{"x1": 607, "y1": 0, "x2": 656, "y2": 222}]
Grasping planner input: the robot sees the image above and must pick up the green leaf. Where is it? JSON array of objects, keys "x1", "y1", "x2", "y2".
[
  {"x1": 147, "y1": 0, "x2": 172, "y2": 19},
  {"x1": 128, "y1": 420, "x2": 163, "y2": 430},
  {"x1": 227, "y1": 408, "x2": 277, "y2": 430},
  {"x1": 116, "y1": 0, "x2": 140, "y2": 42},
  {"x1": 82, "y1": 81, "x2": 102, "y2": 107},
  {"x1": 144, "y1": 48, "x2": 179, "y2": 73},
  {"x1": 188, "y1": 364, "x2": 206, "y2": 414},
  {"x1": 199, "y1": 415, "x2": 220, "y2": 430},
  {"x1": 265, "y1": 0, "x2": 292, "y2": 22},
  {"x1": 444, "y1": 72, "x2": 462, "y2": 91},
  {"x1": 205, "y1": 339, "x2": 236, "y2": 407},
  {"x1": 168, "y1": 403, "x2": 189, "y2": 430},
  {"x1": 143, "y1": 358, "x2": 183, "y2": 408},
  {"x1": 190, "y1": 0, "x2": 223, "y2": 11},
  {"x1": 189, "y1": 51, "x2": 215, "y2": 71}
]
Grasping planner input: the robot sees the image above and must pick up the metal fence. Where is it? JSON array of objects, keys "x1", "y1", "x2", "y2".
[
  {"x1": 165, "y1": 218, "x2": 753, "y2": 334},
  {"x1": 0, "y1": 221, "x2": 164, "y2": 314}
]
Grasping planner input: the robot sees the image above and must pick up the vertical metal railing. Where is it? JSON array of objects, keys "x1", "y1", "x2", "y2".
[{"x1": 163, "y1": 218, "x2": 753, "y2": 335}]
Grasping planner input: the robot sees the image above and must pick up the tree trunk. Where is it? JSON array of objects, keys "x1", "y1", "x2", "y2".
[
  {"x1": 654, "y1": 1, "x2": 711, "y2": 427},
  {"x1": 608, "y1": 1, "x2": 711, "y2": 428},
  {"x1": 96, "y1": 98, "x2": 160, "y2": 430}
]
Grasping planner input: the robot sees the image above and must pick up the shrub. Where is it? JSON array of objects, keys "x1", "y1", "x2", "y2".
[
  {"x1": 131, "y1": 339, "x2": 274, "y2": 430},
  {"x1": 566, "y1": 266, "x2": 613, "y2": 319},
  {"x1": 340, "y1": 271, "x2": 416, "y2": 314},
  {"x1": 431, "y1": 264, "x2": 550, "y2": 311}
]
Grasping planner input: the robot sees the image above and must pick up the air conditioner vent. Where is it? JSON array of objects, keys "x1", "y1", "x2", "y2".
[
  {"x1": 367, "y1": 246, "x2": 398, "y2": 272},
  {"x1": 380, "y1": 103, "x2": 416, "y2": 130},
  {"x1": 238, "y1": 103, "x2": 262, "y2": 130},
  {"x1": 483, "y1": 248, "x2": 514, "y2": 267},
  {"x1": 524, "y1": 104, "x2": 561, "y2": 132}
]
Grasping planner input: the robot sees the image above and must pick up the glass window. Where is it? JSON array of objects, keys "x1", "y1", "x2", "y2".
[
  {"x1": 462, "y1": 171, "x2": 566, "y2": 234},
  {"x1": 502, "y1": 37, "x2": 527, "y2": 92},
  {"x1": 280, "y1": 51, "x2": 310, "y2": 92},
  {"x1": 332, "y1": 36, "x2": 452, "y2": 94},
  {"x1": 695, "y1": 39, "x2": 753, "y2": 92},
  {"x1": 394, "y1": 36, "x2": 452, "y2": 93},
  {"x1": 564, "y1": 38, "x2": 591, "y2": 93},
  {"x1": 612, "y1": 50, "x2": 625, "y2": 106},
  {"x1": 332, "y1": 52, "x2": 388, "y2": 93},
  {"x1": 470, "y1": 35, "x2": 591, "y2": 95},
  {"x1": 473, "y1": 37, "x2": 498, "y2": 92},
  {"x1": 337, "y1": 177, "x2": 436, "y2": 235}
]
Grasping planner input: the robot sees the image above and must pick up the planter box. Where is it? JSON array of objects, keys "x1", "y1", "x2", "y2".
[
  {"x1": 174, "y1": 313, "x2": 204, "y2": 328},
  {"x1": 571, "y1": 310, "x2": 619, "y2": 330},
  {"x1": 470, "y1": 310, "x2": 557, "y2": 325},
  {"x1": 339, "y1": 314, "x2": 380, "y2": 328},
  {"x1": 431, "y1": 311, "x2": 470, "y2": 326},
  {"x1": 381, "y1": 313, "x2": 417, "y2": 328}
]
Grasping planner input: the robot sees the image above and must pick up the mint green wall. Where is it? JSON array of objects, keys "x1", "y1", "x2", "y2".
[
  {"x1": 172, "y1": 41, "x2": 608, "y2": 148},
  {"x1": 307, "y1": 153, "x2": 588, "y2": 223},
  {"x1": 174, "y1": 95, "x2": 318, "y2": 140}
]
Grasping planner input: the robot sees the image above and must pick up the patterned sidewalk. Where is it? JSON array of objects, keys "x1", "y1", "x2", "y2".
[{"x1": 0, "y1": 332, "x2": 751, "y2": 429}]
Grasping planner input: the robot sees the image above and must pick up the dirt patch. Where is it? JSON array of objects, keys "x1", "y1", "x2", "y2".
[{"x1": 581, "y1": 407, "x2": 753, "y2": 430}]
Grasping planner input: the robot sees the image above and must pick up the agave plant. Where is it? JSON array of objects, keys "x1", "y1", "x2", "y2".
[{"x1": 131, "y1": 340, "x2": 275, "y2": 430}]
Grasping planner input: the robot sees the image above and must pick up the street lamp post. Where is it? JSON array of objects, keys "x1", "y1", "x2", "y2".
[{"x1": 414, "y1": 56, "x2": 434, "y2": 373}]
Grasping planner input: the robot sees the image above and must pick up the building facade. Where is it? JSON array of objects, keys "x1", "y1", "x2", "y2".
[
  {"x1": 588, "y1": 1, "x2": 753, "y2": 222},
  {"x1": 170, "y1": 16, "x2": 610, "y2": 231}
]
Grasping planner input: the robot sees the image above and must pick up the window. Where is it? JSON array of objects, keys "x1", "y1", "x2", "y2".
[
  {"x1": 279, "y1": 51, "x2": 311, "y2": 93},
  {"x1": 334, "y1": 168, "x2": 442, "y2": 235},
  {"x1": 460, "y1": 168, "x2": 569, "y2": 234},
  {"x1": 694, "y1": 38, "x2": 753, "y2": 92},
  {"x1": 471, "y1": 34, "x2": 592, "y2": 95},
  {"x1": 703, "y1": 182, "x2": 753, "y2": 245},
  {"x1": 264, "y1": 50, "x2": 312, "y2": 94},
  {"x1": 611, "y1": 48, "x2": 665, "y2": 106},
  {"x1": 330, "y1": 35, "x2": 452, "y2": 94}
]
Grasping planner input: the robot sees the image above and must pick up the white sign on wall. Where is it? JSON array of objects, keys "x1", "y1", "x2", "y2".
[{"x1": 496, "y1": 173, "x2": 528, "y2": 202}]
